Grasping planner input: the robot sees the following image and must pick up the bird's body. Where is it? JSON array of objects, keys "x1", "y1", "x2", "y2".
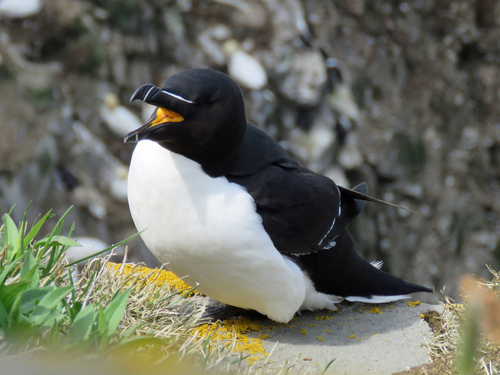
[
  {"x1": 125, "y1": 68, "x2": 430, "y2": 323},
  {"x1": 128, "y1": 139, "x2": 341, "y2": 322}
]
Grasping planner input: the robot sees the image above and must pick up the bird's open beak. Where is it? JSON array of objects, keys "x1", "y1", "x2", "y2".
[{"x1": 124, "y1": 84, "x2": 184, "y2": 144}]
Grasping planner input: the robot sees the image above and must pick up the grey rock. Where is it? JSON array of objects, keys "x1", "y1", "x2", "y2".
[
  {"x1": 277, "y1": 51, "x2": 327, "y2": 106},
  {"x1": 225, "y1": 41, "x2": 267, "y2": 90},
  {"x1": 0, "y1": 0, "x2": 42, "y2": 18},
  {"x1": 99, "y1": 92, "x2": 143, "y2": 137}
]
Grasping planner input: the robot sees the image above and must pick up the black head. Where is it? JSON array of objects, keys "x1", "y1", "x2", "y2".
[{"x1": 124, "y1": 68, "x2": 247, "y2": 176}]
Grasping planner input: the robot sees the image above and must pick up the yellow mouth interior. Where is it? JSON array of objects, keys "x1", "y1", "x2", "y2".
[{"x1": 149, "y1": 107, "x2": 184, "y2": 127}]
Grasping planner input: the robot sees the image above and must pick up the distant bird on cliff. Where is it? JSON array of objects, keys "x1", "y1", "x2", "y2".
[{"x1": 124, "y1": 68, "x2": 431, "y2": 323}]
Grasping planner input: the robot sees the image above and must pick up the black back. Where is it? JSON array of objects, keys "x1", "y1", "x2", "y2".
[{"x1": 226, "y1": 124, "x2": 340, "y2": 254}]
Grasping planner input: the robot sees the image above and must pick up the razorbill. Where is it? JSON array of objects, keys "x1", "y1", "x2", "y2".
[{"x1": 124, "y1": 68, "x2": 431, "y2": 323}]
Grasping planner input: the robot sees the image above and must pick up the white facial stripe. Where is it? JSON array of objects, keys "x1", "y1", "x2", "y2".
[{"x1": 161, "y1": 90, "x2": 196, "y2": 104}]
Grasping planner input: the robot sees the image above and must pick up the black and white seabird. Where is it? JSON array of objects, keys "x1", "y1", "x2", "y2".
[{"x1": 124, "y1": 68, "x2": 431, "y2": 323}]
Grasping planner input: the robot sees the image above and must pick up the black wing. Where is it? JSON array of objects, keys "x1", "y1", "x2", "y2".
[
  {"x1": 226, "y1": 124, "x2": 344, "y2": 254},
  {"x1": 228, "y1": 160, "x2": 340, "y2": 254}
]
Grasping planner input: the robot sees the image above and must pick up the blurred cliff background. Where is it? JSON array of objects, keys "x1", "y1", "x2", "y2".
[{"x1": 0, "y1": 0, "x2": 499, "y2": 299}]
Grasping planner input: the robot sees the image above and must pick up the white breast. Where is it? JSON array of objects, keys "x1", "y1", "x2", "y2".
[{"x1": 128, "y1": 140, "x2": 319, "y2": 322}]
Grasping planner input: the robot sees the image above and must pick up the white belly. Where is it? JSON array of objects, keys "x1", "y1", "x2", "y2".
[{"x1": 128, "y1": 140, "x2": 318, "y2": 322}]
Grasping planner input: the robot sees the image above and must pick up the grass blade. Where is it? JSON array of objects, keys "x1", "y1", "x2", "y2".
[
  {"x1": 24, "y1": 210, "x2": 53, "y2": 246},
  {"x1": 34, "y1": 235, "x2": 81, "y2": 248},
  {"x1": 0, "y1": 299, "x2": 9, "y2": 330},
  {"x1": 70, "y1": 303, "x2": 98, "y2": 341},
  {"x1": 0, "y1": 281, "x2": 30, "y2": 312},
  {"x1": 7, "y1": 294, "x2": 23, "y2": 333},
  {"x1": 103, "y1": 288, "x2": 132, "y2": 336},
  {"x1": 31, "y1": 286, "x2": 73, "y2": 326},
  {"x1": 0, "y1": 262, "x2": 19, "y2": 286},
  {"x1": 19, "y1": 287, "x2": 52, "y2": 313},
  {"x1": 39, "y1": 207, "x2": 73, "y2": 261},
  {"x1": 20, "y1": 253, "x2": 40, "y2": 288},
  {"x1": 457, "y1": 305, "x2": 480, "y2": 375},
  {"x1": 1, "y1": 213, "x2": 21, "y2": 261},
  {"x1": 7, "y1": 294, "x2": 37, "y2": 348},
  {"x1": 66, "y1": 231, "x2": 142, "y2": 267},
  {"x1": 321, "y1": 358, "x2": 336, "y2": 375},
  {"x1": 1, "y1": 213, "x2": 18, "y2": 246}
]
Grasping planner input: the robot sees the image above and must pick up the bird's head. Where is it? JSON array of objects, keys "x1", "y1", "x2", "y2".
[{"x1": 124, "y1": 68, "x2": 247, "y2": 171}]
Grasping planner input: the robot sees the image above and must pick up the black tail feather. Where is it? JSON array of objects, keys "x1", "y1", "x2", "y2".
[{"x1": 297, "y1": 230, "x2": 431, "y2": 299}]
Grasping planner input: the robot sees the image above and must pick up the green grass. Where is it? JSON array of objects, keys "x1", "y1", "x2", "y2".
[
  {"x1": 0, "y1": 205, "x2": 146, "y2": 355},
  {"x1": 0, "y1": 205, "x2": 278, "y2": 374}
]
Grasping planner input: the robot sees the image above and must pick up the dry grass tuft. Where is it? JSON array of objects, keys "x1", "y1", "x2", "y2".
[{"x1": 418, "y1": 267, "x2": 500, "y2": 375}]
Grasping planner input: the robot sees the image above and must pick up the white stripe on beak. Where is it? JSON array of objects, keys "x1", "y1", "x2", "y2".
[{"x1": 144, "y1": 86, "x2": 156, "y2": 101}]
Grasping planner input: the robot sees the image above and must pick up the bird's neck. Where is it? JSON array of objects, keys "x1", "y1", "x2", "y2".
[{"x1": 158, "y1": 122, "x2": 247, "y2": 178}]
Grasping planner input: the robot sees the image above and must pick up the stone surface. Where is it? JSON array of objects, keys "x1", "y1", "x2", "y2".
[{"x1": 252, "y1": 300, "x2": 439, "y2": 374}]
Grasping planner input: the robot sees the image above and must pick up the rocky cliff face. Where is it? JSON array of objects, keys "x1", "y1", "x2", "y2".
[{"x1": 1, "y1": 0, "x2": 499, "y2": 298}]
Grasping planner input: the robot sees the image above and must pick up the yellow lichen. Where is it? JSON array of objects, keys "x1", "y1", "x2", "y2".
[
  {"x1": 308, "y1": 323, "x2": 317, "y2": 327},
  {"x1": 408, "y1": 300, "x2": 421, "y2": 307},
  {"x1": 316, "y1": 336, "x2": 324, "y2": 342},
  {"x1": 107, "y1": 262, "x2": 195, "y2": 296},
  {"x1": 192, "y1": 317, "x2": 268, "y2": 364},
  {"x1": 324, "y1": 329, "x2": 330, "y2": 333},
  {"x1": 314, "y1": 315, "x2": 333, "y2": 321},
  {"x1": 369, "y1": 307, "x2": 382, "y2": 314},
  {"x1": 300, "y1": 329, "x2": 308, "y2": 335},
  {"x1": 348, "y1": 334, "x2": 356, "y2": 339}
]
